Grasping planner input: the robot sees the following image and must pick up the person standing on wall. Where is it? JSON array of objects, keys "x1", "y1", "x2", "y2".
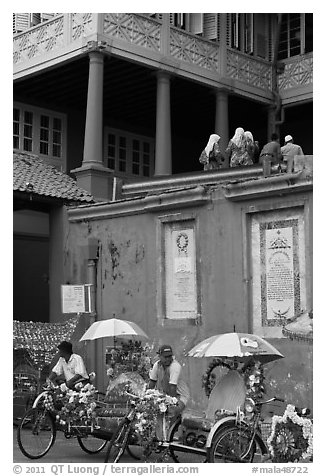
[
  {"x1": 259, "y1": 133, "x2": 283, "y2": 168},
  {"x1": 199, "y1": 134, "x2": 225, "y2": 171},
  {"x1": 281, "y1": 134, "x2": 304, "y2": 172},
  {"x1": 224, "y1": 127, "x2": 252, "y2": 167}
]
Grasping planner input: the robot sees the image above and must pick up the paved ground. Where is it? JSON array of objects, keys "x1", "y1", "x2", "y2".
[
  {"x1": 13, "y1": 426, "x2": 203, "y2": 464},
  {"x1": 13, "y1": 426, "x2": 143, "y2": 464}
]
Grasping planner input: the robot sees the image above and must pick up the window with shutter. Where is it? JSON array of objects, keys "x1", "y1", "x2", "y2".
[
  {"x1": 189, "y1": 13, "x2": 203, "y2": 35},
  {"x1": 231, "y1": 13, "x2": 240, "y2": 49},
  {"x1": 13, "y1": 13, "x2": 30, "y2": 33},
  {"x1": 244, "y1": 13, "x2": 254, "y2": 54},
  {"x1": 203, "y1": 13, "x2": 217, "y2": 40}
]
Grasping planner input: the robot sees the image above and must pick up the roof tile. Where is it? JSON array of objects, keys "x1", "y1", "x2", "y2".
[{"x1": 13, "y1": 152, "x2": 94, "y2": 204}]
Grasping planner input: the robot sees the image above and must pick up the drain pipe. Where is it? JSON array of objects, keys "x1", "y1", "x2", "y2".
[
  {"x1": 86, "y1": 240, "x2": 99, "y2": 376},
  {"x1": 272, "y1": 14, "x2": 285, "y2": 132}
]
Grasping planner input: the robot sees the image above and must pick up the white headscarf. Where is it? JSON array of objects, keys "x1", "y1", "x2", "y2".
[
  {"x1": 244, "y1": 131, "x2": 254, "y2": 142},
  {"x1": 205, "y1": 134, "x2": 220, "y2": 156},
  {"x1": 230, "y1": 127, "x2": 244, "y2": 148}
]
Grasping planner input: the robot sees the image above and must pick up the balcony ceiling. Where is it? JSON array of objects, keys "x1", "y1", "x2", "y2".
[{"x1": 13, "y1": 54, "x2": 216, "y2": 134}]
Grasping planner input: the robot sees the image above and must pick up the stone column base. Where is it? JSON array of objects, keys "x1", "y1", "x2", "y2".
[{"x1": 71, "y1": 163, "x2": 114, "y2": 202}]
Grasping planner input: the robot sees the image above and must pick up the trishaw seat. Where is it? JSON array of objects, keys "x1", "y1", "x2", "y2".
[{"x1": 182, "y1": 370, "x2": 246, "y2": 430}]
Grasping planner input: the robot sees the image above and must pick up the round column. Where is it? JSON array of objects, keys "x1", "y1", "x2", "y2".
[
  {"x1": 214, "y1": 88, "x2": 229, "y2": 159},
  {"x1": 155, "y1": 71, "x2": 172, "y2": 176},
  {"x1": 83, "y1": 51, "x2": 104, "y2": 165}
]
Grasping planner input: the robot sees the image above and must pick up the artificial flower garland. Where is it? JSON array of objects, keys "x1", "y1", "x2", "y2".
[
  {"x1": 43, "y1": 382, "x2": 98, "y2": 429},
  {"x1": 202, "y1": 358, "x2": 265, "y2": 402},
  {"x1": 267, "y1": 404, "x2": 313, "y2": 462},
  {"x1": 132, "y1": 389, "x2": 178, "y2": 459}
]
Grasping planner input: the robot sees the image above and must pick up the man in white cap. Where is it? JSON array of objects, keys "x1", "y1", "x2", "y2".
[{"x1": 281, "y1": 135, "x2": 304, "y2": 172}]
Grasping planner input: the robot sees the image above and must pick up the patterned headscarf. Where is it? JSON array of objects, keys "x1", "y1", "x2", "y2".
[
  {"x1": 230, "y1": 127, "x2": 245, "y2": 148},
  {"x1": 205, "y1": 134, "x2": 221, "y2": 156},
  {"x1": 244, "y1": 131, "x2": 254, "y2": 142}
]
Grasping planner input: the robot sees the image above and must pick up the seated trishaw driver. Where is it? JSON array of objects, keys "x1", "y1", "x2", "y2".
[
  {"x1": 148, "y1": 345, "x2": 190, "y2": 417},
  {"x1": 49, "y1": 341, "x2": 89, "y2": 390}
]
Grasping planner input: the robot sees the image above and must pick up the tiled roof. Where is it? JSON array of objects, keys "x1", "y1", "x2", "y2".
[{"x1": 13, "y1": 152, "x2": 94, "y2": 203}]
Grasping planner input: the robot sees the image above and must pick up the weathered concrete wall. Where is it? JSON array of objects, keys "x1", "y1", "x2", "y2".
[{"x1": 66, "y1": 182, "x2": 313, "y2": 411}]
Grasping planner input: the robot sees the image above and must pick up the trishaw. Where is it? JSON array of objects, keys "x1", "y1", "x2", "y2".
[{"x1": 16, "y1": 329, "x2": 312, "y2": 463}]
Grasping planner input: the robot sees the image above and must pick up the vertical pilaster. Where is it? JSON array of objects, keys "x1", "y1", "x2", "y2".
[
  {"x1": 155, "y1": 71, "x2": 172, "y2": 176},
  {"x1": 214, "y1": 89, "x2": 229, "y2": 159}
]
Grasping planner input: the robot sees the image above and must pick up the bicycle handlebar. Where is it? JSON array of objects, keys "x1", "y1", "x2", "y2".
[{"x1": 258, "y1": 396, "x2": 285, "y2": 405}]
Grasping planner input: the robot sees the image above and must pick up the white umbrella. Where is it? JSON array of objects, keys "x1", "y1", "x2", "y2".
[
  {"x1": 188, "y1": 332, "x2": 284, "y2": 364},
  {"x1": 79, "y1": 318, "x2": 148, "y2": 341}
]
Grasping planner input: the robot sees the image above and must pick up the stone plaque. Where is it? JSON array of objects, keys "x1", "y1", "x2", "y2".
[
  {"x1": 251, "y1": 209, "x2": 306, "y2": 337},
  {"x1": 165, "y1": 227, "x2": 197, "y2": 319}
]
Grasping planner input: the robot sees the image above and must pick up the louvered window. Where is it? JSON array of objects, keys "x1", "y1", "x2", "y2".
[{"x1": 203, "y1": 14, "x2": 217, "y2": 40}]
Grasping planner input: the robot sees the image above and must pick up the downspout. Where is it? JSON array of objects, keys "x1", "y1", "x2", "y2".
[{"x1": 86, "y1": 241, "x2": 99, "y2": 376}]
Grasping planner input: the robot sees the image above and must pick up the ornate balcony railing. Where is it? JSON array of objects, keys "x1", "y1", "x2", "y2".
[
  {"x1": 226, "y1": 49, "x2": 272, "y2": 90},
  {"x1": 169, "y1": 27, "x2": 219, "y2": 72},
  {"x1": 13, "y1": 13, "x2": 312, "y2": 97},
  {"x1": 102, "y1": 13, "x2": 162, "y2": 52},
  {"x1": 277, "y1": 53, "x2": 313, "y2": 91}
]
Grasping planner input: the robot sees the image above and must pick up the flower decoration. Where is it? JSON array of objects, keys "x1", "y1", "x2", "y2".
[
  {"x1": 267, "y1": 404, "x2": 313, "y2": 462},
  {"x1": 106, "y1": 340, "x2": 153, "y2": 383},
  {"x1": 241, "y1": 360, "x2": 265, "y2": 402},
  {"x1": 132, "y1": 389, "x2": 178, "y2": 458},
  {"x1": 42, "y1": 383, "x2": 98, "y2": 430},
  {"x1": 202, "y1": 357, "x2": 265, "y2": 402},
  {"x1": 13, "y1": 317, "x2": 79, "y2": 370},
  {"x1": 202, "y1": 358, "x2": 239, "y2": 397}
]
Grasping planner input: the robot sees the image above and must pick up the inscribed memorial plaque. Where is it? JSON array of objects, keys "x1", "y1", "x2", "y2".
[
  {"x1": 165, "y1": 227, "x2": 197, "y2": 319},
  {"x1": 251, "y1": 209, "x2": 306, "y2": 337}
]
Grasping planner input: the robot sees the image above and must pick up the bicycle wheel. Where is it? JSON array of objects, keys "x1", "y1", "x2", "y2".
[
  {"x1": 17, "y1": 407, "x2": 56, "y2": 459},
  {"x1": 104, "y1": 419, "x2": 131, "y2": 463},
  {"x1": 168, "y1": 418, "x2": 207, "y2": 463},
  {"x1": 77, "y1": 434, "x2": 108, "y2": 454},
  {"x1": 208, "y1": 426, "x2": 254, "y2": 463}
]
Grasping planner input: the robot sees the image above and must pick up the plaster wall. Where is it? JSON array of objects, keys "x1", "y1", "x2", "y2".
[{"x1": 66, "y1": 185, "x2": 313, "y2": 410}]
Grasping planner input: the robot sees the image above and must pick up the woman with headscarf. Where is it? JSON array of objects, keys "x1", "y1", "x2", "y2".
[
  {"x1": 199, "y1": 134, "x2": 224, "y2": 171},
  {"x1": 243, "y1": 131, "x2": 259, "y2": 164},
  {"x1": 225, "y1": 127, "x2": 251, "y2": 167}
]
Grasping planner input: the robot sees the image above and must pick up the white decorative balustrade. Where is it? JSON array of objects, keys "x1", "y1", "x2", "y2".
[
  {"x1": 169, "y1": 27, "x2": 219, "y2": 72},
  {"x1": 277, "y1": 53, "x2": 313, "y2": 91},
  {"x1": 103, "y1": 13, "x2": 162, "y2": 52},
  {"x1": 227, "y1": 49, "x2": 272, "y2": 90},
  {"x1": 13, "y1": 15, "x2": 65, "y2": 65},
  {"x1": 13, "y1": 14, "x2": 98, "y2": 65},
  {"x1": 13, "y1": 13, "x2": 311, "y2": 97}
]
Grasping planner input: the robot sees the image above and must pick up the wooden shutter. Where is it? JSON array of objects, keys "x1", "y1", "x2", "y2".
[
  {"x1": 203, "y1": 13, "x2": 217, "y2": 40},
  {"x1": 13, "y1": 13, "x2": 30, "y2": 33},
  {"x1": 189, "y1": 13, "x2": 203, "y2": 35},
  {"x1": 255, "y1": 13, "x2": 267, "y2": 59}
]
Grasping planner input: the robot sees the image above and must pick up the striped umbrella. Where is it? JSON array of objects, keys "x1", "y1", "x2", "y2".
[{"x1": 188, "y1": 332, "x2": 284, "y2": 364}]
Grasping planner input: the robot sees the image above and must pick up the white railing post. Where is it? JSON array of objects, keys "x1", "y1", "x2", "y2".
[{"x1": 63, "y1": 13, "x2": 71, "y2": 46}]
